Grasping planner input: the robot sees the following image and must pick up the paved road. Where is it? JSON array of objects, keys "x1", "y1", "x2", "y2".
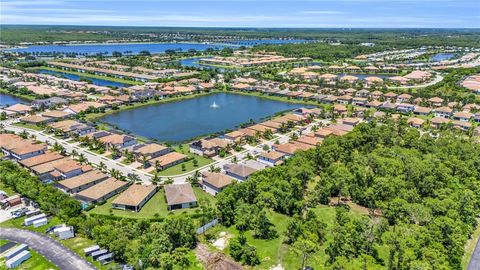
[
  {"x1": 387, "y1": 74, "x2": 443, "y2": 90},
  {"x1": 4, "y1": 121, "x2": 153, "y2": 183},
  {"x1": 468, "y1": 235, "x2": 480, "y2": 270},
  {"x1": 0, "y1": 228, "x2": 97, "y2": 270},
  {"x1": 3, "y1": 118, "x2": 328, "y2": 185}
]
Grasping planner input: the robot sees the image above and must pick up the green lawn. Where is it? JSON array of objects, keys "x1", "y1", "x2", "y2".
[
  {"x1": 88, "y1": 187, "x2": 215, "y2": 219},
  {"x1": 0, "y1": 216, "x2": 63, "y2": 234},
  {"x1": 12, "y1": 122, "x2": 44, "y2": 131},
  {"x1": 61, "y1": 237, "x2": 115, "y2": 270},
  {"x1": 0, "y1": 249, "x2": 59, "y2": 270},
  {"x1": 156, "y1": 144, "x2": 214, "y2": 176},
  {"x1": 205, "y1": 205, "x2": 369, "y2": 269}
]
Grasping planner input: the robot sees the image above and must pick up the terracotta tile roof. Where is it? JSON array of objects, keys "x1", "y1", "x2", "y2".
[
  {"x1": 57, "y1": 170, "x2": 108, "y2": 190},
  {"x1": 112, "y1": 184, "x2": 157, "y2": 207},
  {"x1": 224, "y1": 164, "x2": 258, "y2": 178},
  {"x1": 19, "y1": 151, "x2": 63, "y2": 167},
  {"x1": 134, "y1": 143, "x2": 168, "y2": 156},
  {"x1": 259, "y1": 150, "x2": 285, "y2": 160},
  {"x1": 76, "y1": 178, "x2": 128, "y2": 201},
  {"x1": 150, "y1": 152, "x2": 186, "y2": 167},
  {"x1": 201, "y1": 172, "x2": 234, "y2": 189},
  {"x1": 4, "y1": 104, "x2": 32, "y2": 113},
  {"x1": 164, "y1": 183, "x2": 197, "y2": 206}
]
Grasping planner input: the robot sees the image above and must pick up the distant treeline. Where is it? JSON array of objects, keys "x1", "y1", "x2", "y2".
[{"x1": 1, "y1": 25, "x2": 479, "y2": 47}]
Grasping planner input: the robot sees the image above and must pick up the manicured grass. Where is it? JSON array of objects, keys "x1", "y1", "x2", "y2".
[
  {"x1": 88, "y1": 187, "x2": 215, "y2": 219},
  {"x1": 12, "y1": 122, "x2": 45, "y2": 131},
  {"x1": 155, "y1": 144, "x2": 214, "y2": 176},
  {"x1": 0, "y1": 249, "x2": 59, "y2": 270},
  {"x1": 463, "y1": 218, "x2": 480, "y2": 270},
  {"x1": 36, "y1": 66, "x2": 143, "y2": 85}
]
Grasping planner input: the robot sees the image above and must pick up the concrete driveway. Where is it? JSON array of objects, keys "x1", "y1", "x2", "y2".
[{"x1": 0, "y1": 228, "x2": 97, "y2": 270}]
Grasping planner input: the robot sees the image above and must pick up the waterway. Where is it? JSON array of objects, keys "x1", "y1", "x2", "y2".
[
  {"x1": 37, "y1": 69, "x2": 130, "y2": 88},
  {"x1": 430, "y1": 53, "x2": 455, "y2": 62},
  {"x1": 6, "y1": 43, "x2": 237, "y2": 56},
  {"x1": 101, "y1": 92, "x2": 303, "y2": 143},
  {"x1": 6, "y1": 40, "x2": 310, "y2": 56},
  {"x1": 0, "y1": 93, "x2": 29, "y2": 107}
]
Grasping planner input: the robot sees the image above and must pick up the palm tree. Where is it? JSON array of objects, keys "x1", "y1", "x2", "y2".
[
  {"x1": 109, "y1": 168, "x2": 120, "y2": 179},
  {"x1": 151, "y1": 173, "x2": 160, "y2": 185},
  {"x1": 71, "y1": 149, "x2": 78, "y2": 158},
  {"x1": 127, "y1": 173, "x2": 141, "y2": 184},
  {"x1": 52, "y1": 142, "x2": 64, "y2": 153},
  {"x1": 155, "y1": 160, "x2": 161, "y2": 172},
  {"x1": 141, "y1": 155, "x2": 149, "y2": 168},
  {"x1": 98, "y1": 161, "x2": 107, "y2": 172},
  {"x1": 77, "y1": 153, "x2": 86, "y2": 164}
]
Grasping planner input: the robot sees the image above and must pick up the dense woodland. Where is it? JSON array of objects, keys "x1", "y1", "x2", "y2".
[
  {"x1": 216, "y1": 120, "x2": 480, "y2": 269},
  {"x1": 1, "y1": 119, "x2": 479, "y2": 269}
]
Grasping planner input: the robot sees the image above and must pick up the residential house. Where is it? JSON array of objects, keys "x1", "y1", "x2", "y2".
[
  {"x1": 257, "y1": 151, "x2": 286, "y2": 167},
  {"x1": 55, "y1": 170, "x2": 109, "y2": 193},
  {"x1": 98, "y1": 134, "x2": 136, "y2": 150},
  {"x1": 201, "y1": 172, "x2": 234, "y2": 196},
  {"x1": 452, "y1": 111, "x2": 473, "y2": 122},
  {"x1": 75, "y1": 178, "x2": 129, "y2": 204},
  {"x1": 223, "y1": 163, "x2": 258, "y2": 181},
  {"x1": 149, "y1": 152, "x2": 186, "y2": 170},
  {"x1": 164, "y1": 183, "x2": 197, "y2": 211},
  {"x1": 112, "y1": 184, "x2": 157, "y2": 212},
  {"x1": 434, "y1": 107, "x2": 453, "y2": 118}
]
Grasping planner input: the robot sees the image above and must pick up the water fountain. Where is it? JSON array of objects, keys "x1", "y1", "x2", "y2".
[{"x1": 210, "y1": 101, "x2": 220, "y2": 108}]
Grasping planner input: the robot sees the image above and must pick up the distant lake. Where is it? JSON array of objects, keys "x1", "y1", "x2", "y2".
[
  {"x1": 0, "y1": 93, "x2": 29, "y2": 107},
  {"x1": 37, "y1": 69, "x2": 130, "y2": 88},
  {"x1": 6, "y1": 40, "x2": 310, "y2": 56},
  {"x1": 430, "y1": 53, "x2": 454, "y2": 62},
  {"x1": 101, "y1": 92, "x2": 303, "y2": 143},
  {"x1": 7, "y1": 43, "x2": 237, "y2": 56},
  {"x1": 226, "y1": 39, "x2": 311, "y2": 46}
]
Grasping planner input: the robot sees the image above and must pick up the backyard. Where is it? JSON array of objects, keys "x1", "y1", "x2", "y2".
[{"x1": 88, "y1": 186, "x2": 216, "y2": 219}]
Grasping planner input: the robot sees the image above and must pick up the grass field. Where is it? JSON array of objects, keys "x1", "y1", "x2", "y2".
[
  {"x1": 12, "y1": 122, "x2": 45, "y2": 131},
  {"x1": 204, "y1": 205, "x2": 370, "y2": 269},
  {"x1": 0, "y1": 249, "x2": 59, "y2": 270},
  {"x1": 88, "y1": 187, "x2": 215, "y2": 219},
  {"x1": 61, "y1": 237, "x2": 113, "y2": 270}
]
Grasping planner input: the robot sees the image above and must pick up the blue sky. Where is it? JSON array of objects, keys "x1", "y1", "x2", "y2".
[{"x1": 1, "y1": 0, "x2": 479, "y2": 28}]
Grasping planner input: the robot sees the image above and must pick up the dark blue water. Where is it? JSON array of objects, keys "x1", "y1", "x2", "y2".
[
  {"x1": 0, "y1": 93, "x2": 29, "y2": 107},
  {"x1": 37, "y1": 69, "x2": 130, "y2": 88},
  {"x1": 101, "y1": 93, "x2": 302, "y2": 142},
  {"x1": 430, "y1": 53, "x2": 454, "y2": 62},
  {"x1": 226, "y1": 39, "x2": 310, "y2": 46},
  {"x1": 7, "y1": 43, "x2": 237, "y2": 56}
]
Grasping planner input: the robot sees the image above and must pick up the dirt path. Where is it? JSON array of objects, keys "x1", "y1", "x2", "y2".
[{"x1": 195, "y1": 243, "x2": 243, "y2": 270}]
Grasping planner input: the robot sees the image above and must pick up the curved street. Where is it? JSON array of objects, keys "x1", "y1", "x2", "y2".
[
  {"x1": 469, "y1": 235, "x2": 480, "y2": 270},
  {"x1": 0, "y1": 228, "x2": 97, "y2": 270}
]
